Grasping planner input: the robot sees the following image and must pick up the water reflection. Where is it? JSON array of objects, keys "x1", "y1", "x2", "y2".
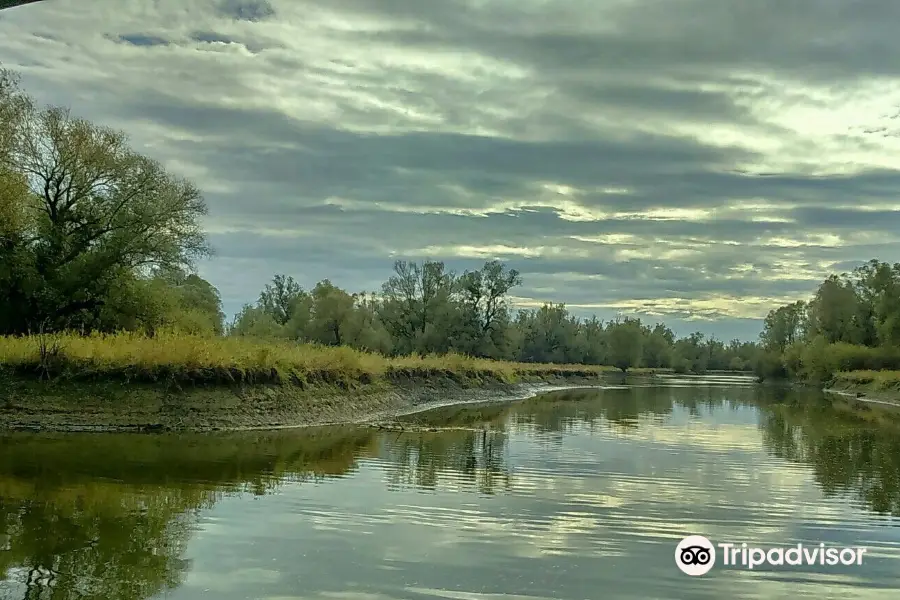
[
  {"x1": 759, "y1": 396, "x2": 900, "y2": 516},
  {"x1": 0, "y1": 429, "x2": 378, "y2": 599},
  {"x1": 0, "y1": 383, "x2": 899, "y2": 599}
]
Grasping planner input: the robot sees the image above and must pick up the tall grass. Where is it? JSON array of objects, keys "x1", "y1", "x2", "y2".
[{"x1": 0, "y1": 331, "x2": 631, "y2": 387}]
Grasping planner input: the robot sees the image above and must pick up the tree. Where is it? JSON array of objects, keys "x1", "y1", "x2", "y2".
[
  {"x1": 607, "y1": 318, "x2": 644, "y2": 372},
  {"x1": 0, "y1": 70, "x2": 210, "y2": 333},
  {"x1": 228, "y1": 304, "x2": 285, "y2": 338},
  {"x1": 850, "y1": 260, "x2": 900, "y2": 346},
  {"x1": 516, "y1": 303, "x2": 579, "y2": 364},
  {"x1": 306, "y1": 279, "x2": 356, "y2": 346},
  {"x1": 257, "y1": 274, "x2": 306, "y2": 327},
  {"x1": 0, "y1": 67, "x2": 31, "y2": 163},
  {"x1": 455, "y1": 260, "x2": 522, "y2": 357},
  {"x1": 642, "y1": 322, "x2": 674, "y2": 368},
  {"x1": 379, "y1": 260, "x2": 455, "y2": 354},
  {"x1": 673, "y1": 332, "x2": 708, "y2": 374},
  {"x1": 806, "y1": 276, "x2": 862, "y2": 344},
  {"x1": 225, "y1": 264, "x2": 762, "y2": 372},
  {"x1": 760, "y1": 301, "x2": 807, "y2": 352},
  {"x1": 344, "y1": 292, "x2": 393, "y2": 354}
]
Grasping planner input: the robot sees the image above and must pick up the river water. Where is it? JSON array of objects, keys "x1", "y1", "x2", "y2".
[{"x1": 2, "y1": 377, "x2": 900, "y2": 599}]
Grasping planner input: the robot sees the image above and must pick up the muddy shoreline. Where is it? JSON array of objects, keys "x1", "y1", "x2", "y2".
[
  {"x1": 823, "y1": 386, "x2": 900, "y2": 413},
  {"x1": 0, "y1": 374, "x2": 616, "y2": 433}
]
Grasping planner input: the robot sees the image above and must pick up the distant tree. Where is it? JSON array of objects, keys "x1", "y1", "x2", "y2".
[
  {"x1": 228, "y1": 304, "x2": 285, "y2": 338},
  {"x1": 760, "y1": 301, "x2": 807, "y2": 352},
  {"x1": 379, "y1": 260, "x2": 455, "y2": 354},
  {"x1": 516, "y1": 303, "x2": 578, "y2": 363},
  {"x1": 306, "y1": 279, "x2": 356, "y2": 346},
  {"x1": 607, "y1": 318, "x2": 644, "y2": 372},
  {"x1": 455, "y1": 260, "x2": 522, "y2": 357},
  {"x1": 641, "y1": 322, "x2": 675, "y2": 368},
  {"x1": 849, "y1": 260, "x2": 900, "y2": 346},
  {"x1": 258, "y1": 274, "x2": 305, "y2": 326},
  {"x1": 673, "y1": 332, "x2": 708, "y2": 374}
]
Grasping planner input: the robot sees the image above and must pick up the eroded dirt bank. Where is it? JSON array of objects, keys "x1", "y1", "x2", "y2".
[
  {"x1": 823, "y1": 381, "x2": 900, "y2": 412},
  {"x1": 0, "y1": 373, "x2": 614, "y2": 433}
]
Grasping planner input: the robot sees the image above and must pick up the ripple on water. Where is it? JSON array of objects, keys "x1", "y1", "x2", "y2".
[
  {"x1": 4, "y1": 383, "x2": 900, "y2": 599},
  {"x1": 221, "y1": 391, "x2": 898, "y2": 597}
]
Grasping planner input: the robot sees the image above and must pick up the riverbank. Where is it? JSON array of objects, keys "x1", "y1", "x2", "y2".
[
  {"x1": 0, "y1": 373, "x2": 618, "y2": 432},
  {"x1": 822, "y1": 370, "x2": 900, "y2": 410},
  {"x1": 0, "y1": 332, "x2": 662, "y2": 432}
]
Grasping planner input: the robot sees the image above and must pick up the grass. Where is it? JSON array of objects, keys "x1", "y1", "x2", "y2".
[
  {"x1": 0, "y1": 331, "x2": 660, "y2": 388},
  {"x1": 831, "y1": 370, "x2": 900, "y2": 393}
]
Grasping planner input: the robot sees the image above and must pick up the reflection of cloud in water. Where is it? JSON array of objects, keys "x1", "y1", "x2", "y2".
[
  {"x1": 265, "y1": 594, "x2": 395, "y2": 600},
  {"x1": 6, "y1": 385, "x2": 900, "y2": 600},
  {"x1": 712, "y1": 571, "x2": 893, "y2": 599},
  {"x1": 625, "y1": 420, "x2": 770, "y2": 451},
  {"x1": 184, "y1": 567, "x2": 282, "y2": 591},
  {"x1": 404, "y1": 588, "x2": 559, "y2": 600}
]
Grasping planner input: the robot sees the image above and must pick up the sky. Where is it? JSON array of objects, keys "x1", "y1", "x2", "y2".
[{"x1": 2, "y1": 0, "x2": 900, "y2": 341}]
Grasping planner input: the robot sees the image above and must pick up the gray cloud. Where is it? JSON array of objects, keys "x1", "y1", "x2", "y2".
[
  {"x1": 2, "y1": 0, "x2": 900, "y2": 339},
  {"x1": 216, "y1": 0, "x2": 275, "y2": 22},
  {"x1": 117, "y1": 33, "x2": 170, "y2": 46}
]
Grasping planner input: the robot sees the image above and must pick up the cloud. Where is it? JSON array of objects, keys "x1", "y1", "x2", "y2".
[{"x1": 3, "y1": 0, "x2": 900, "y2": 339}]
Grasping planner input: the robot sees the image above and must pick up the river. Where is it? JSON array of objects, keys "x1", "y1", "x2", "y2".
[{"x1": 1, "y1": 376, "x2": 900, "y2": 599}]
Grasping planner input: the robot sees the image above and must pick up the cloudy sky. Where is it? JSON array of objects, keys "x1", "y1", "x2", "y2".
[{"x1": 3, "y1": 0, "x2": 900, "y2": 341}]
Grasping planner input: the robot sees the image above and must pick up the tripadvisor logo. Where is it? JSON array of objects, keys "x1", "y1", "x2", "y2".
[
  {"x1": 676, "y1": 535, "x2": 716, "y2": 576},
  {"x1": 674, "y1": 535, "x2": 867, "y2": 576}
]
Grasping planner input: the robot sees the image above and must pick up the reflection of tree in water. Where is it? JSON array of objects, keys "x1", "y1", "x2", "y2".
[
  {"x1": 505, "y1": 385, "x2": 760, "y2": 434},
  {"x1": 379, "y1": 385, "x2": 765, "y2": 495},
  {"x1": 0, "y1": 481, "x2": 209, "y2": 599},
  {"x1": 385, "y1": 402, "x2": 511, "y2": 494},
  {"x1": 0, "y1": 427, "x2": 378, "y2": 600},
  {"x1": 508, "y1": 387, "x2": 670, "y2": 433},
  {"x1": 412, "y1": 384, "x2": 900, "y2": 517},
  {"x1": 10, "y1": 383, "x2": 895, "y2": 598},
  {"x1": 382, "y1": 429, "x2": 511, "y2": 496},
  {"x1": 758, "y1": 396, "x2": 900, "y2": 517}
]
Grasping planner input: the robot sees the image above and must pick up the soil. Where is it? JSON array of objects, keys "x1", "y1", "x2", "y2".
[
  {"x1": 0, "y1": 373, "x2": 611, "y2": 433},
  {"x1": 823, "y1": 379, "x2": 900, "y2": 410}
]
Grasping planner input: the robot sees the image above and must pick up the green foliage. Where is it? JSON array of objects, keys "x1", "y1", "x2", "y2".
[
  {"x1": 727, "y1": 356, "x2": 746, "y2": 371},
  {"x1": 753, "y1": 350, "x2": 788, "y2": 382},
  {"x1": 760, "y1": 301, "x2": 806, "y2": 351},
  {"x1": 607, "y1": 318, "x2": 644, "y2": 372},
  {"x1": 0, "y1": 66, "x2": 762, "y2": 373},
  {"x1": 760, "y1": 258, "x2": 900, "y2": 382},
  {"x1": 0, "y1": 66, "x2": 212, "y2": 335},
  {"x1": 227, "y1": 267, "x2": 757, "y2": 373},
  {"x1": 672, "y1": 357, "x2": 691, "y2": 374}
]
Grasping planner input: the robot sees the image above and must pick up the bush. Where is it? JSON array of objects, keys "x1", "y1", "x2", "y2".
[
  {"x1": 759, "y1": 340, "x2": 900, "y2": 383},
  {"x1": 672, "y1": 357, "x2": 690, "y2": 374},
  {"x1": 798, "y1": 336, "x2": 834, "y2": 383},
  {"x1": 727, "y1": 357, "x2": 746, "y2": 371},
  {"x1": 754, "y1": 350, "x2": 788, "y2": 382}
]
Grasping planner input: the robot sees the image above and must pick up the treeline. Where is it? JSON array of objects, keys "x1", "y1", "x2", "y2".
[
  {"x1": 226, "y1": 264, "x2": 759, "y2": 373},
  {"x1": 757, "y1": 259, "x2": 900, "y2": 381},
  {"x1": 8, "y1": 61, "x2": 900, "y2": 380},
  {"x1": 0, "y1": 66, "x2": 757, "y2": 373}
]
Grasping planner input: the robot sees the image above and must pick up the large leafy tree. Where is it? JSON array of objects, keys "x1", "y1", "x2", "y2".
[{"x1": 0, "y1": 67, "x2": 210, "y2": 333}]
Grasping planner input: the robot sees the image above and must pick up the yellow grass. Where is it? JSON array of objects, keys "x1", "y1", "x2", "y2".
[{"x1": 0, "y1": 331, "x2": 647, "y2": 387}]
